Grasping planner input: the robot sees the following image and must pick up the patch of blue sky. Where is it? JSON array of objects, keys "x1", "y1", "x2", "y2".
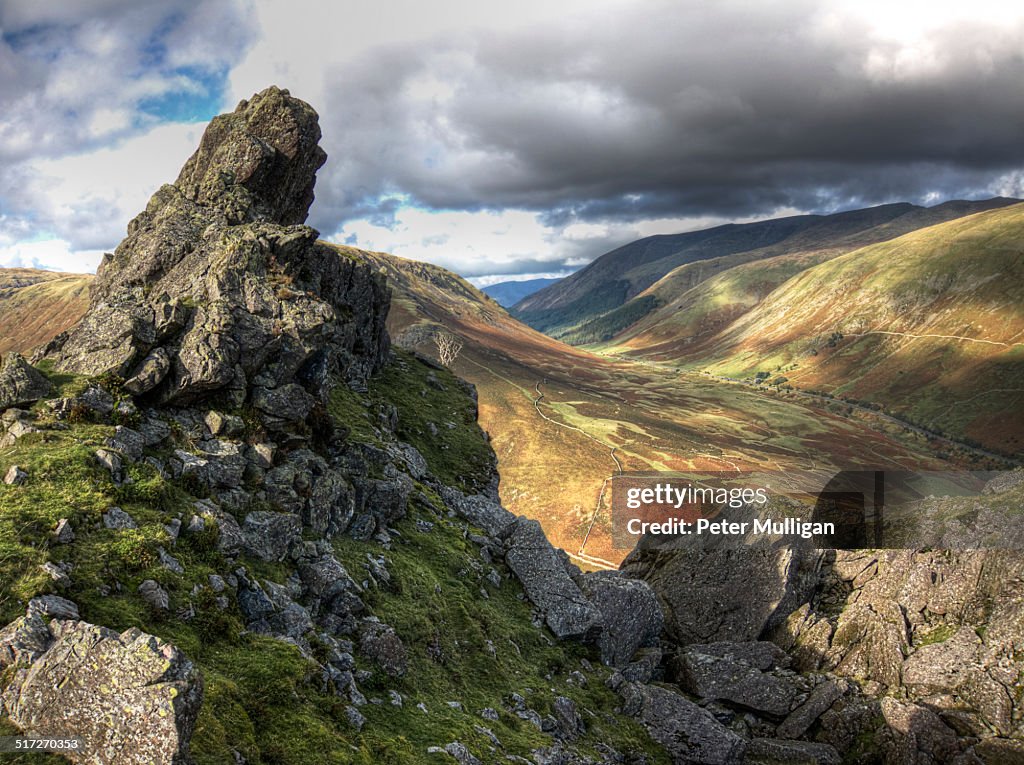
[
  {"x1": 137, "y1": 66, "x2": 226, "y2": 124},
  {"x1": 2, "y1": 23, "x2": 61, "y2": 60}
]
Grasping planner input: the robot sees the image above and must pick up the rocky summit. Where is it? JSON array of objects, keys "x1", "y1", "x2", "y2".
[{"x1": 38, "y1": 85, "x2": 388, "y2": 404}]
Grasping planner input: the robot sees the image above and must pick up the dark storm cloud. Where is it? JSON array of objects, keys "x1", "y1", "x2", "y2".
[{"x1": 306, "y1": 0, "x2": 1024, "y2": 234}]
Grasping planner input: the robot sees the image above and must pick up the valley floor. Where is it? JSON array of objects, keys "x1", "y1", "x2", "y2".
[{"x1": 448, "y1": 338, "x2": 980, "y2": 567}]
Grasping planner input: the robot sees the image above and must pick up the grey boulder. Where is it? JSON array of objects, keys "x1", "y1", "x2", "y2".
[
  {"x1": 503, "y1": 517, "x2": 601, "y2": 641},
  {"x1": 0, "y1": 353, "x2": 51, "y2": 411},
  {"x1": 0, "y1": 615, "x2": 202, "y2": 765},
  {"x1": 579, "y1": 570, "x2": 662, "y2": 667}
]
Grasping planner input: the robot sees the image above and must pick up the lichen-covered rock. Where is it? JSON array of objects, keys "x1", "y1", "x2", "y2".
[
  {"x1": 742, "y1": 737, "x2": 841, "y2": 764},
  {"x1": 3, "y1": 464, "x2": 28, "y2": 485},
  {"x1": 818, "y1": 548, "x2": 1024, "y2": 732},
  {"x1": 103, "y1": 505, "x2": 137, "y2": 529},
  {"x1": 53, "y1": 518, "x2": 75, "y2": 544},
  {"x1": 359, "y1": 619, "x2": 408, "y2": 677},
  {"x1": 442, "y1": 488, "x2": 516, "y2": 538},
  {"x1": 879, "y1": 697, "x2": 963, "y2": 764},
  {"x1": 242, "y1": 510, "x2": 302, "y2": 561},
  {"x1": 359, "y1": 472, "x2": 414, "y2": 526},
  {"x1": 124, "y1": 346, "x2": 171, "y2": 395},
  {"x1": 138, "y1": 579, "x2": 170, "y2": 611},
  {"x1": 174, "y1": 86, "x2": 326, "y2": 227},
  {"x1": 776, "y1": 678, "x2": 848, "y2": 739},
  {"x1": 0, "y1": 616, "x2": 202, "y2": 765},
  {"x1": 673, "y1": 645, "x2": 797, "y2": 717},
  {"x1": 0, "y1": 353, "x2": 51, "y2": 411},
  {"x1": 0, "y1": 612, "x2": 53, "y2": 666},
  {"x1": 107, "y1": 425, "x2": 146, "y2": 461},
  {"x1": 630, "y1": 682, "x2": 747, "y2": 764},
  {"x1": 27, "y1": 595, "x2": 79, "y2": 621},
  {"x1": 686, "y1": 640, "x2": 790, "y2": 672}
]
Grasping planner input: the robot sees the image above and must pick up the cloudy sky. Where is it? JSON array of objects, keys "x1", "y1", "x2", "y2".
[{"x1": 2, "y1": 0, "x2": 1023, "y2": 284}]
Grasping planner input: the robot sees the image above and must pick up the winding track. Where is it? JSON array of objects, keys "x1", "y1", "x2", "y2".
[
  {"x1": 847, "y1": 329, "x2": 1024, "y2": 349},
  {"x1": 532, "y1": 380, "x2": 621, "y2": 569}
]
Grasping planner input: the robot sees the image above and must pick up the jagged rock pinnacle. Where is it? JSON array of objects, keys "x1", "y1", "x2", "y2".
[
  {"x1": 174, "y1": 86, "x2": 327, "y2": 227},
  {"x1": 41, "y1": 86, "x2": 389, "y2": 416}
]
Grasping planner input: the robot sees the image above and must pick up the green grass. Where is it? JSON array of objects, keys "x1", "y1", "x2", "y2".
[
  {"x1": 913, "y1": 623, "x2": 957, "y2": 647},
  {"x1": 331, "y1": 350, "x2": 495, "y2": 493}
]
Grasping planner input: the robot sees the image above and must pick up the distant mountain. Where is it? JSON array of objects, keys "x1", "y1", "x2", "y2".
[
  {"x1": 514, "y1": 198, "x2": 1020, "y2": 341},
  {"x1": 605, "y1": 201, "x2": 1024, "y2": 455},
  {"x1": 482, "y1": 277, "x2": 562, "y2": 307},
  {"x1": 0, "y1": 268, "x2": 91, "y2": 355}
]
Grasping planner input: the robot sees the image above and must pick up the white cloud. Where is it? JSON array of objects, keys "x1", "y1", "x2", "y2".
[
  {"x1": 2, "y1": 121, "x2": 206, "y2": 252},
  {"x1": 332, "y1": 207, "x2": 561, "y2": 277},
  {"x1": 0, "y1": 237, "x2": 104, "y2": 273},
  {"x1": 3, "y1": 0, "x2": 1024, "y2": 281},
  {"x1": 330, "y1": 204, "x2": 813, "y2": 281},
  {"x1": 0, "y1": 0, "x2": 253, "y2": 163},
  {"x1": 468, "y1": 272, "x2": 574, "y2": 288}
]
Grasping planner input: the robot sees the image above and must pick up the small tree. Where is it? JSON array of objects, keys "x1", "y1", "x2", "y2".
[{"x1": 434, "y1": 331, "x2": 463, "y2": 366}]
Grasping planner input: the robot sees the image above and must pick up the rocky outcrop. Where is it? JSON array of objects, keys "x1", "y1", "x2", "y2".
[
  {"x1": 624, "y1": 474, "x2": 1024, "y2": 762},
  {"x1": 0, "y1": 612, "x2": 202, "y2": 765},
  {"x1": 0, "y1": 86, "x2": 683, "y2": 765},
  {"x1": 673, "y1": 643, "x2": 797, "y2": 717},
  {"x1": 0, "y1": 352, "x2": 51, "y2": 411},
  {"x1": 769, "y1": 547, "x2": 1024, "y2": 742},
  {"x1": 621, "y1": 546, "x2": 821, "y2": 645},
  {"x1": 39, "y1": 86, "x2": 389, "y2": 411},
  {"x1": 502, "y1": 517, "x2": 602, "y2": 640},
  {"x1": 579, "y1": 570, "x2": 662, "y2": 667}
]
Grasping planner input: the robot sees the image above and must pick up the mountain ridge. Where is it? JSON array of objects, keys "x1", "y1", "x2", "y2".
[
  {"x1": 514, "y1": 197, "x2": 1020, "y2": 340},
  {"x1": 482, "y1": 277, "x2": 562, "y2": 307}
]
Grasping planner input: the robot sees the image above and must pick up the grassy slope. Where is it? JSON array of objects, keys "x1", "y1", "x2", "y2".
[
  {"x1": 332, "y1": 247, "x2": 968, "y2": 570},
  {"x1": 516, "y1": 198, "x2": 1018, "y2": 341},
  {"x1": 591, "y1": 248, "x2": 841, "y2": 349},
  {"x1": 0, "y1": 355, "x2": 666, "y2": 765},
  {"x1": 608, "y1": 203, "x2": 1024, "y2": 455},
  {"x1": 0, "y1": 270, "x2": 92, "y2": 355}
]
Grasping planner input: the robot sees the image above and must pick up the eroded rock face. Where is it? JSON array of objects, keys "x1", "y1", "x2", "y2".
[
  {"x1": 0, "y1": 615, "x2": 202, "y2": 765},
  {"x1": 40, "y1": 86, "x2": 389, "y2": 413},
  {"x1": 624, "y1": 480, "x2": 1024, "y2": 759}
]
